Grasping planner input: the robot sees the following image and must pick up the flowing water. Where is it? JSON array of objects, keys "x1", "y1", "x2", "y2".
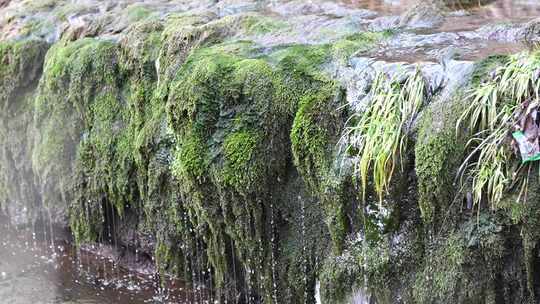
[
  {"x1": 0, "y1": 222, "x2": 198, "y2": 304},
  {"x1": 345, "y1": 0, "x2": 540, "y2": 21}
]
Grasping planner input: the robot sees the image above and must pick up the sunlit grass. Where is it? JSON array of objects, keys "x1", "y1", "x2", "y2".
[{"x1": 343, "y1": 68, "x2": 425, "y2": 203}]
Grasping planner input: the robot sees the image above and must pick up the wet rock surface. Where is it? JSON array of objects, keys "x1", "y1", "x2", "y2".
[
  {"x1": 2, "y1": 1, "x2": 540, "y2": 304},
  {"x1": 1, "y1": 0, "x2": 539, "y2": 59}
]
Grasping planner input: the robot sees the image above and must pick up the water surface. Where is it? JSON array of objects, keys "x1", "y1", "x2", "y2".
[{"x1": 0, "y1": 224, "x2": 199, "y2": 304}]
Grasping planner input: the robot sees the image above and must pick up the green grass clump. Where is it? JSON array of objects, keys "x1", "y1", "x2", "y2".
[
  {"x1": 344, "y1": 68, "x2": 426, "y2": 202},
  {"x1": 457, "y1": 51, "x2": 540, "y2": 209}
]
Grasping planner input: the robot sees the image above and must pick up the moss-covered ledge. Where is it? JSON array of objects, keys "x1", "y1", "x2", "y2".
[{"x1": 0, "y1": 38, "x2": 49, "y2": 219}]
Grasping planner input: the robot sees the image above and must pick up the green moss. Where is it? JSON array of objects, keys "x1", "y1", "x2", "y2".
[
  {"x1": 290, "y1": 84, "x2": 342, "y2": 192},
  {"x1": 165, "y1": 44, "x2": 280, "y2": 297},
  {"x1": 39, "y1": 38, "x2": 112, "y2": 81},
  {"x1": 271, "y1": 43, "x2": 353, "y2": 255},
  {"x1": 0, "y1": 38, "x2": 49, "y2": 220},
  {"x1": 166, "y1": 50, "x2": 231, "y2": 138},
  {"x1": 120, "y1": 20, "x2": 164, "y2": 74},
  {"x1": 270, "y1": 44, "x2": 330, "y2": 78},
  {"x1": 126, "y1": 5, "x2": 154, "y2": 23},
  {"x1": 22, "y1": 0, "x2": 57, "y2": 12},
  {"x1": 172, "y1": 132, "x2": 208, "y2": 180},
  {"x1": 410, "y1": 209, "x2": 516, "y2": 304},
  {"x1": 413, "y1": 233, "x2": 466, "y2": 303},
  {"x1": 500, "y1": 176, "x2": 540, "y2": 301},
  {"x1": 331, "y1": 31, "x2": 393, "y2": 63},
  {"x1": 320, "y1": 234, "x2": 398, "y2": 304},
  {"x1": 158, "y1": 14, "x2": 261, "y2": 84},
  {"x1": 222, "y1": 130, "x2": 263, "y2": 188},
  {"x1": 289, "y1": 74, "x2": 349, "y2": 254},
  {"x1": 320, "y1": 251, "x2": 362, "y2": 303},
  {"x1": 53, "y1": 20, "x2": 169, "y2": 247},
  {"x1": 161, "y1": 34, "x2": 348, "y2": 300},
  {"x1": 32, "y1": 37, "x2": 133, "y2": 244},
  {"x1": 19, "y1": 18, "x2": 55, "y2": 38},
  {"x1": 54, "y1": 3, "x2": 95, "y2": 21},
  {"x1": 415, "y1": 96, "x2": 467, "y2": 223},
  {"x1": 0, "y1": 39, "x2": 49, "y2": 105},
  {"x1": 241, "y1": 15, "x2": 290, "y2": 35},
  {"x1": 470, "y1": 54, "x2": 510, "y2": 85}
]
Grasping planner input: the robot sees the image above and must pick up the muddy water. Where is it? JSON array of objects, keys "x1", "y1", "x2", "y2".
[
  {"x1": 347, "y1": 0, "x2": 540, "y2": 63},
  {"x1": 343, "y1": 0, "x2": 540, "y2": 33},
  {"x1": 0, "y1": 224, "x2": 199, "y2": 304},
  {"x1": 345, "y1": 0, "x2": 540, "y2": 20}
]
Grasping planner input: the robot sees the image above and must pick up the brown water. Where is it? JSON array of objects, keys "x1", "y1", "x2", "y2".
[
  {"x1": 345, "y1": 0, "x2": 540, "y2": 63},
  {"x1": 0, "y1": 224, "x2": 201, "y2": 304},
  {"x1": 344, "y1": 0, "x2": 540, "y2": 21},
  {"x1": 342, "y1": 0, "x2": 540, "y2": 33}
]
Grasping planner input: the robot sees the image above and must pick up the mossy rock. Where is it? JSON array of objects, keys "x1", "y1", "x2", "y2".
[
  {"x1": 0, "y1": 39, "x2": 49, "y2": 220},
  {"x1": 415, "y1": 95, "x2": 467, "y2": 223},
  {"x1": 0, "y1": 39, "x2": 49, "y2": 107},
  {"x1": 166, "y1": 44, "x2": 296, "y2": 296}
]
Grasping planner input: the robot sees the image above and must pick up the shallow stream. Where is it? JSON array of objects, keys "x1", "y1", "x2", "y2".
[{"x1": 0, "y1": 224, "x2": 199, "y2": 304}]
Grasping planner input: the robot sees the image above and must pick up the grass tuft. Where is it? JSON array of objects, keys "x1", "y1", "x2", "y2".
[
  {"x1": 343, "y1": 68, "x2": 426, "y2": 202},
  {"x1": 457, "y1": 51, "x2": 540, "y2": 209}
]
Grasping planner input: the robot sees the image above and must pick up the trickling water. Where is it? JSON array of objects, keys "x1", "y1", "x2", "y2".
[
  {"x1": 270, "y1": 200, "x2": 279, "y2": 304},
  {"x1": 100, "y1": 231, "x2": 107, "y2": 283},
  {"x1": 109, "y1": 202, "x2": 121, "y2": 287},
  {"x1": 300, "y1": 195, "x2": 308, "y2": 304},
  {"x1": 190, "y1": 246, "x2": 198, "y2": 304},
  {"x1": 257, "y1": 237, "x2": 264, "y2": 304},
  {"x1": 245, "y1": 262, "x2": 252, "y2": 304},
  {"x1": 46, "y1": 206, "x2": 56, "y2": 259},
  {"x1": 83, "y1": 200, "x2": 91, "y2": 273},
  {"x1": 32, "y1": 219, "x2": 37, "y2": 248},
  {"x1": 230, "y1": 238, "x2": 237, "y2": 304},
  {"x1": 195, "y1": 238, "x2": 203, "y2": 304}
]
